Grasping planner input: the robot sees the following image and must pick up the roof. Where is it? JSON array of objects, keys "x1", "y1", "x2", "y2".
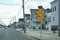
[
  {"x1": 30, "y1": 7, "x2": 45, "y2": 12},
  {"x1": 19, "y1": 18, "x2": 24, "y2": 21},
  {"x1": 50, "y1": 0, "x2": 57, "y2": 4},
  {"x1": 30, "y1": 8, "x2": 46, "y2": 14},
  {"x1": 38, "y1": 6, "x2": 44, "y2": 9},
  {"x1": 25, "y1": 14, "x2": 30, "y2": 16},
  {"x1": 30, "y1": 9, "x2": 38, "y2": 11},
  {"x1": 45, "y1": 8, "x2": 51, "y2": 13}
]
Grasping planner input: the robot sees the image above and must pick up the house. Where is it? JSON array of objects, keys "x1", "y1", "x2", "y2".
[
  {"x1": 30, "y1": 6, "x2": 45, "y2": 29},
  {"x1": 45, "y1": 9, "x2": 51, "y2": 30},
  {"x1": 51, "y1": 0, "x2": 59, "y2": 30},
  {"x1": 9, "y1": 22, "x2": 18, "y2": 28},
  {"x1": 25, "y1": 14, "x2": 31, "y2": 30},
  {"x1": 51, "y1": 0, "x2": 60, "y2": 36},
  {"x1": 19, "y1": 18, "x2": 24, "y2": 28}
]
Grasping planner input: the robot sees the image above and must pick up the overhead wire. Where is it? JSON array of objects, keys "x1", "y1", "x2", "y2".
[
  {"x1": 0, "y1": 0, "x2": 30, "y2": 24},
  {"x1": 15, "y1": 0, "x2": 30, "y2": 17},
  {"x1": 0, "y1": 3, "x2": 21, "y2": 5}
]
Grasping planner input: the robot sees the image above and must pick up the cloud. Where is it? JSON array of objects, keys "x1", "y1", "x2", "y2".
[
  {"x1": 14, "y1": 0, "x2": 22, "y2": 5},
  {"x1": 25, "y1": 1, "x2": 40, "y2": 9},
  {"x1": 0, "y1": 4, "x2": 21, "y2": 25},
  {"x1": 0, "y1": 0, "x2": 54, "y2": 25},
  {"x1": 0, "y1": 5, "x2": 20, "y2": 18},
  {"x1": 40, "y1": 0, "x2": 54, "y2": 9}
]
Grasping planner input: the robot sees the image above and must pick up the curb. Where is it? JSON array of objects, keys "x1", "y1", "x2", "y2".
[
  {"x1": 30, "y1": 36, "x2": 41, "y2": 40},
  {"x1": 16, "y1": 30, "x2": 42, "y2": 40}
]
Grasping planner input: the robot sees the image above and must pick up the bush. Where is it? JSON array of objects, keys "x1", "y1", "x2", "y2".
[
  {"x1": 33, "y1": 27, "x2": 35, "y2": 29},
  {"x1": 51, "y1": 27, "x2": 57, "y2": 33}
]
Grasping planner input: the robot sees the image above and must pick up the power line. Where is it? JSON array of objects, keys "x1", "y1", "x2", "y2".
[
  {"x1": 0, "y1": 0, "x2": 30, "y2": 5},
  {"x1": 11, "y1": 0, "x2": 30, "y2": 29},
  {"x1": 0, "y1": 3, "x2": 21, "y2": 5},
  {"x1": 17, "y1": 7, "x2": 22, "y2": 16},
  {"x1": 18, "y1": 0, "x2": 30, "y2": 15},
  {"x1": 25, "y1": 0, "x2": 30, "y2": 4},
  {"x1": 0, "y1": 17, "x2": 13, "y2": 19},
  {"x1": 15, "y1": 0, "x2": 30, "y2": 17},
  {"x1": 12, "y1": 0, "x2": 30, "y2": 23}
]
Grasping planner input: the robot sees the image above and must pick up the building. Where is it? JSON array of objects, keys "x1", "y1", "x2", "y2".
[
  {"x1": 8, "y1": 18, "x2": 24, "y2": 29},
  {"x1": 51, "y1": 0, "x2": 59, "y2": 30},
  {"x1": 9, "y1": 22, "x2": 18, "y2": 28},
  {"x1": 30, "y1": 9, "x2": 40, "y2": 29},
  {"x1": 25, "y1": 14, "x2": 31, "y2": 30},
  {"x1": 30, "y1": 6, "x2": 45, "y2": 29},
  {"x1": 19, "y1": 18, "x2": 24, "y2": 28},
  {"x1": 51, "y1": 0, "x2": 60, "y2": 36},
  {"x1": 45, "y1": 9, "x2": 51, "y2": 30}
]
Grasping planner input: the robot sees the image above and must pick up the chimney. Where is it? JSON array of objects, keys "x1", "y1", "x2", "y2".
[{"x1": 38, "y1": 6, "x2": 43, "y2": 9}]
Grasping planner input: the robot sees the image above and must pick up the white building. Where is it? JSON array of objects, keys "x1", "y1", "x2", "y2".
[
  {"x1": 30, "y1": 9, "x2": 40, "y2": 29},
  {"x1": 30, "y1": 6, "x2": 46, "y2": 29},
  {"x1": 51, "y1": 0, "x2": 59, "y2": 29},
  {"x1": 45, "y1": 9, "x2": 51, "y2": 30},
  {"x1": 25, "y1": 14, "x2": 30, "y2": 30},
  {"x1": 19, "y1": 18, "x2": 24, "y2": 28},
  {"x1": 51, "y1": 0, "x2": 60, "y2": 36}
]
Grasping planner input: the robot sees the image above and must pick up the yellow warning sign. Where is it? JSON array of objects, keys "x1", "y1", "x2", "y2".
[
  {"x1": 37, "y1": 9, "x2": 44, "y2": 17},
  {"x1": 38, "y1": 17, "x2": 44, "y2": 22}
]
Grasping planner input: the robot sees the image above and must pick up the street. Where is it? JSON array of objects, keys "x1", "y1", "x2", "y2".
[
  {"x1": 0, "y1": 28, "x2": 36, "y2": 40},
  {"x1": 16, "y1": 29, "x2": 60, "y2": 40}
]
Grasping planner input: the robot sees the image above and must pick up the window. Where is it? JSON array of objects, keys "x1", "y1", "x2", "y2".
[
  {"x1": 51, "y1": 8, "x2": 52, "y2": 12},
  {"x1": 53, "y1": 17, "x2": 55, "y2": 21},
  {"x1": 48, "y1": 17, "x2": 51, "y2": 22},
  {"x1": 53, "y1": 7, "x2": 54, "y2": 12},
  {"x1": 55, "y1": 6, "x2": 56, "y2": 11},
  {"x1": 51, "y1": 7, "x2": 54, "y2": 12},
  {"x1": 51, "y1": 6, "x2": 56, "y2": 12}
]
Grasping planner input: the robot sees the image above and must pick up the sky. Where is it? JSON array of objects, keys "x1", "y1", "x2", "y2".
[{"x1": 0, "y1": 0, "x2": 54, "y2": 25}]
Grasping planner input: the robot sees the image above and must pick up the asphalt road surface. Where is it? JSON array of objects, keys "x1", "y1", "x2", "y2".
[{"x1": 0, "y1": 28, "x2": 36, "y2": 40}]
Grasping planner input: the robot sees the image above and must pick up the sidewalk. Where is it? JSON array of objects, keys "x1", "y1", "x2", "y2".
[{"x1": 16, "y1": 29, "x2": 60, "y2": 40}]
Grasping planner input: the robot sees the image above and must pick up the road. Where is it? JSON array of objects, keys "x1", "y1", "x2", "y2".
[{"x1": 0, "y1": 28, "x2": 36, "y2": 40}]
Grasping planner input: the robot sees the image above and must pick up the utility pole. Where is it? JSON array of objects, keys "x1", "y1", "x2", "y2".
[
  {"x1": 10, "y1": 19, "x2": 11, "y2": 28},
  {"x1": 15, "y1": 16, "x2": 16, "y2": 29},
  {"x1": 13, "y1": 17, "x2": 14, "y2": 29},
  {"x1": 22, "y1": 0, "x2": 26, "y2": 33}
]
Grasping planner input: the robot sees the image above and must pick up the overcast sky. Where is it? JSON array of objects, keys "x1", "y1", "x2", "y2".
[{"x1": 0, "y1": 0, "x2": 54, "y2": 25}]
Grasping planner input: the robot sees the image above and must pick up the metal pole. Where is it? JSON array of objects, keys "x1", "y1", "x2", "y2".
[
  {"x1": 13, "y1": 17, "x2": 14, "y2": 29},
  {"x1": 22, "y1": 0, "x2": 26, "y2": 33},
  {"x1": 15, "y1": 16, "x2": 16, "y2": 29},
  {"x1": 40, "y1": 23, "x2": 42, "y2": 39},
  {"x1": 10, "y1": 19, "x2": 11, "y2": 28}
]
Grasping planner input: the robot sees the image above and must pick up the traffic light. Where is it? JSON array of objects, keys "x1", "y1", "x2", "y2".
[{"x1": 37, "y1": 9, "x2": 44, "y2": 22}]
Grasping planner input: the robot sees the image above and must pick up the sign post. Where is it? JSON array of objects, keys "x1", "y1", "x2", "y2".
[{"x1": 37, "y1": 9, "x2": 44, "y2": 39}]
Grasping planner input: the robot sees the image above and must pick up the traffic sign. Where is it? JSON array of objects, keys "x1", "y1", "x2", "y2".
[
  {"x1": 37, "y1": 9, "x2": 44, "y2": 17},
  {"x1": 38, "y1": 17, "x2": 44, "y2": 22}
]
